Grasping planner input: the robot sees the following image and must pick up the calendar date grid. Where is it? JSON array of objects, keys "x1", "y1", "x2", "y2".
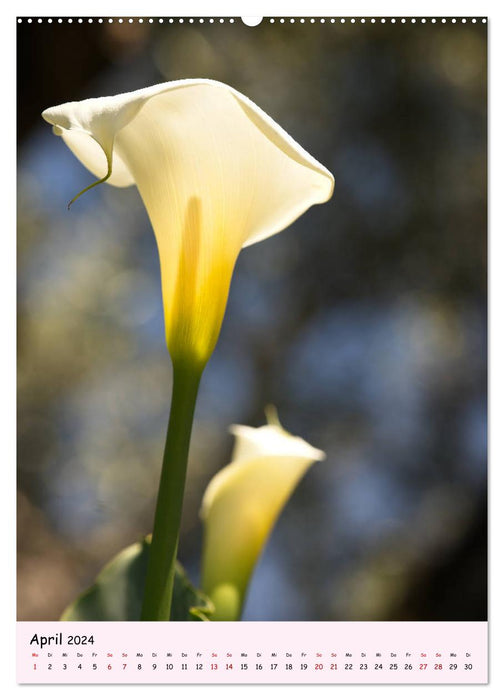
[{"x1": 29, "y1": 647, "x2": 477, "y2": 676}]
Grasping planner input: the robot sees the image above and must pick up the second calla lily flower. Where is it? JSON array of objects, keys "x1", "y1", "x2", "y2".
[
  {"x1": 42, "y1": 79, "x2": 334, "y2": 367},
  {"x1": 201, "y1": 410, "x2": 326, "y2": 621}
]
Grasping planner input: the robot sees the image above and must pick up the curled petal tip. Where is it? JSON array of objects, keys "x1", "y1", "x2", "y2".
[{"x1": 264, "y1": 404, "x2": 281, "y2": 426}]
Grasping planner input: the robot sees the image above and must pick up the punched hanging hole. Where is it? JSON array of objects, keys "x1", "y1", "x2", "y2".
[{"x1": 241, "y1": 16, "x2": 263, "y2": 27}]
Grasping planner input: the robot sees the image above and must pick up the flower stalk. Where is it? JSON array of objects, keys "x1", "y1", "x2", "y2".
[{"x1": 140, "y1": 360, "x2": 203, "y2": 621}]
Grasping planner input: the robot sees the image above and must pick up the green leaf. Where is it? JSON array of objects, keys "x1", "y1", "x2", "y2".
[{"x1": 61, "y1": 537, "x2": 214, "y2": 621}]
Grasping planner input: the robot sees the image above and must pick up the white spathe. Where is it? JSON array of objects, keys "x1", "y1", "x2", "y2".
[
  {"x1": 200, "y1": 412, "x2": 325, "y2": 620},
  {"x1": 43, "y1": 80, "x2": 334, "y2": 365}
]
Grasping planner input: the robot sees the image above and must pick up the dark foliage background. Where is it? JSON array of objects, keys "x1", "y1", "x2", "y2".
[{"x1": 17, "y1": 17, "x2": 487, "y2": 621}]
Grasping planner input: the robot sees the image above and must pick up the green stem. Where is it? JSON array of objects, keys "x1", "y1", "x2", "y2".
[{"x1": 141, "y1": 360, "x2": 203, "y2": 620}]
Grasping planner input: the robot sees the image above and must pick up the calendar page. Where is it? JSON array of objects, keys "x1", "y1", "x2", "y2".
[{"x1": 16, "y1": 10, "x2": 488, "y2": 686}]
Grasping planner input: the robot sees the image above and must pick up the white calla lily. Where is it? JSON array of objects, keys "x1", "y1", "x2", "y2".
[
  {"x1": 42, "y1": 79, "x2": 334, "y2": 366},
  {"x1": 43, "y1": 82, "x2": 333, "y2": 621},
  {"x1": 201, "y1": 410, "x2": 325, "y2": 620}
]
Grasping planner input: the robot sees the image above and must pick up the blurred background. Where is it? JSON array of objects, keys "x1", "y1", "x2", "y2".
[{"x1": 17, "y1": 17, "x2": 487, "y2": 621}]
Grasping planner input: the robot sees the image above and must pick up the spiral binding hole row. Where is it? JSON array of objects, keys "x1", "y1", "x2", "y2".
[{"x1": 17, "y1": 17, "x2": 488, "y2": 25}]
